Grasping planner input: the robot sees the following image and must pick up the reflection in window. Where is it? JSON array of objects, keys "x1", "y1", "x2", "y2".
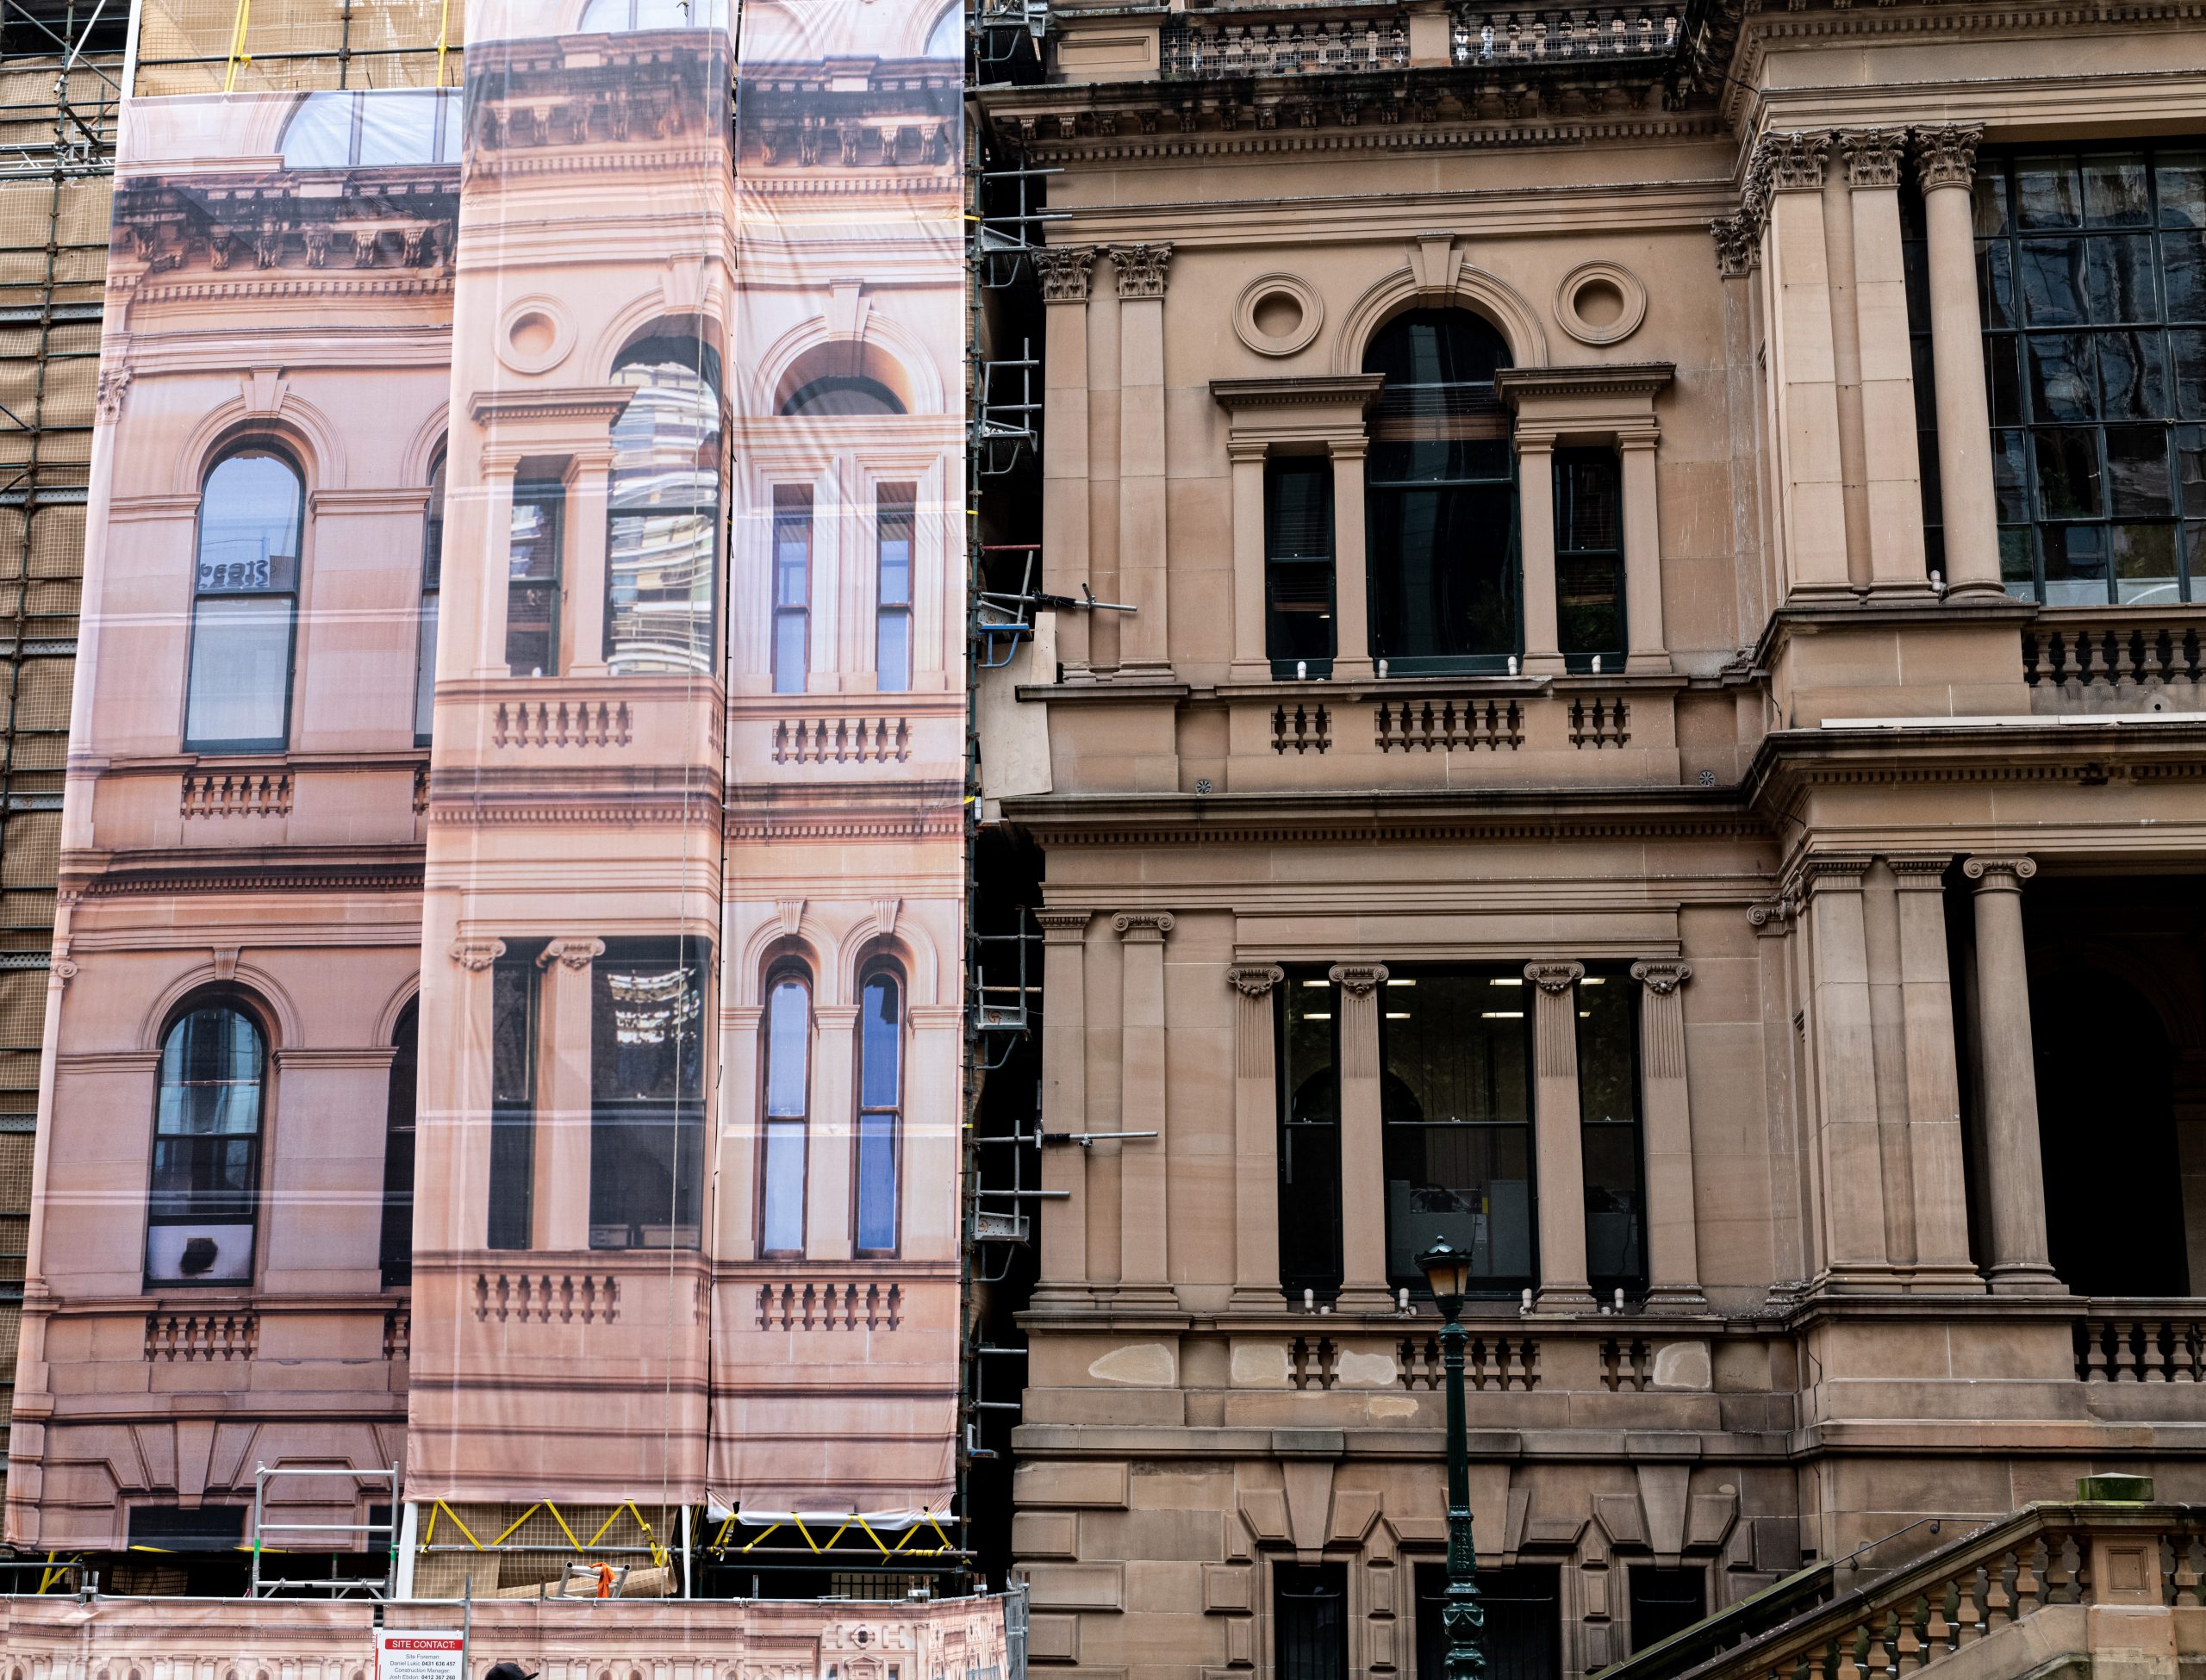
[
  {"x1": 1277, "y1": 971, "x2": 1342, "y2": 1299},
  {"x1": 415, "y1": 453, "x2": 444, "y2": 744},
  {"x1": 1265, "y1": 456, "x2": 1335, "y2": 676},
  {"x1": 772, "y1": 487, "x2": 812, "y2": 694},
  {"x1": 1555, "y1": 448, "x2": 1623, "y2": 669},
  {"x1": 380, "y1": 1002, "x2": 418, "y2": 1288},
  {"x1": 507, "y1": 482, "x2": 563, "y2": 677},
  {"x1": 280, "y1": 90, "x2": 462, "y2": 170},
  {"x1": 760, "y1": 971, "x2": 811, "y2": 1254},
  {"x1": 488, "y1": 954, "x2": 538, "y2": 1250},
  {"x1": 1274, "y1": 1564, "x2": 1348, "y2": 1680},
  {"x1": 1382, "y1": 970, "x2": 1535, "y2": 1294},
  {"x1": 856, "y1": 968, "x2": 902, "y2": 1254},
  {"x1": 1364, "y1": 309, "x2": 1517, "y2": 671},
  {"x1": 1416, "y1": 1566, "x2": 1561, "y2": 1680},
  {"x1": 147, "y1": 1002, "x2": 265, "y2": 1285},
  {"x1": 608, "y1": 336, "x2": 722, "y2": 675},
  {"x1": 876, "y1": 485, "x2": 916, "y2": 694},
  {"x1": 578, "y1": 0, "x2": 726, "y2": 28},
  {"x1": 590, "y1": 941, "x2": 707, "y2": 1251},
  {"x1": 1946, "y1": 146, "x2": 2206, "y2": 602},
  {"x1": 781, "y1": 376, "x2": 905, "y2": 418},
  {"x1": 187, "y1": 448, "x2": 301, "y2": 751},
  {"x1": 1575, "y1": 976, "x2": 1645, "y2": 1294}
]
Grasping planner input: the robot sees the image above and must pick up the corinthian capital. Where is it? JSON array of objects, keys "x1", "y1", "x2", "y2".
[
  {"x1": 1711, "y1": 215, "x2": 1759, "y2": 278},
  {"x1": 1914, "y1": 123, "x2": 1984, "y2": 192},
  {"x1": 1108, "y1": 241, "x2": 1175, "y2": 299},
  {"x1": 1757, "y1": 129, "x2": 1829, "y2": 192},
  {"x1": 1034, "y1": 244, "x2": 1099, "y2": 303},
  {"x1": 1838, "y1": 128, "x2": 1906, "y2": 190}
]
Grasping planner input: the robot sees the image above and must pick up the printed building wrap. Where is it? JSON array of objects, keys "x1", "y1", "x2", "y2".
[{"x1": 4, "y1": 0, "x2": 965, "y2": 1571}]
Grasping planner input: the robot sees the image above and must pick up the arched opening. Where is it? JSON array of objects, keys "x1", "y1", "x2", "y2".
[
  {"x1": 855, "y1": 961, "x2": 904, "y2": 1255},
  {"x1": 147, "y1": 996, "x2": 268, "y2": 1285},
  {"x1": 379, "y1": 999, "x2": 418, "y2": 1288},
  {"x1": 1362, "y1": 308, "x2": 1517, "y2": 673},
  {"x1": 772, "y1": 340, "x2": 914, "y2": 417},
  {"x1": 2035, "y1": 968, "x2": 2188, "y2": 1295},
  {"x1": 188, "y1": 445, "x2": 302, "y2": 752},
  {"x1": 925, "y1": 4, "x2": 961, "y2": 57},
  {"x1": 758, "y1": 964, "x2": 813, "y2": 1256},
  {"x1": 607, "y1": 332, "x2": 723, "y2": 675}
]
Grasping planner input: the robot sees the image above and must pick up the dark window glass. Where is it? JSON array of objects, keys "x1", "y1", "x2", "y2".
[
  {"x1": 856, "y1": 968, "x2": 901, "y2": 1254},
  {"x1": 1555, "y1": 448, "x2": 1623, "y2": 669},
  {"x1": 589, "y1": 939, "x2": 707, "y2": 1251},
  {"x1": 1904, "y1": 184, "x2": 1945, "y2": 572},
  {"x1": 1416, "y1": 1565, "x2": 1561, "y2": 1680},
  {"x1": 147, "y1": 1003, "x2": 265, "y2": 1285},
  {"x1": 773, "y1": 486, "x2": 812, "y2": 695},
  {"x1": 416, "y1": 454, "x2": 444, "y2": 744},
  {"x1": 1382, "y1": 970, "x2": 1536, "y2": 1295},
  {"x1": 1265, "y1": 456, "x2": 1335, "y2": 675},
  {"x1": 1278, "y1": 970, "x2": 1342, "y2": 1300},
  {"x1": 1951, "y1": 146, "x2": 2206, "y2": 602},
  {"x1": 380, "y1": 1002, "x2": 418, "y2": 1288},
  {"x1": 506, "y1": 483, "x2": 563, "y2": 677},
  {"x1": 1576, "y1": 976, "x2": 1645, "y2": 1294},
  {"x1": 608, "y1": 335, "x2": 722, "y2": 676},
  {"x1": 488, "y1": 955, "x2": 537, "y2": 1250},
  {"x1": 187, "y1": 449, "x2": 301, "y2": 751},
  {"x1": 1630, "y1": 1567, "x2": 1709, "y2": 1654},
  {"x1": 876, "y1": 486, "x2": 915, "y2": 694},
  {"x1": 128, "y1": 1505, "x2": 248, "y2": 1552},
  {"x1": 780, "y1": 376, "x2": 904, "y2": 417},
  {"x1": 1274, "y1": 1563, "x2": 1348, "y2": 1680},
  {"x1": 1364, "y1": 310, "x2": 1517, "y2": 672},
  {"x1": 761, "y1": 971, "x2": 811, "y2": 1254}
]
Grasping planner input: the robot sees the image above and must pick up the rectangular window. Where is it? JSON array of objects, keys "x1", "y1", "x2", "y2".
[
  {"x1": 1555, "y1": 448, "x2": 1623, "y2": 669},
  {"x1": 415, "y1": 464, "x2": 444, "y2": 744},
  {"x1": 1937, "y1": 145, "x2": 2206, "y2": 602},
  {"x1": 1575, "y1": 974, "x2": 1646, "y2": 1295},
  {"x1": 1278, "y1": 968, "x2": 1343, "y2": 1300},
  {"x1": 185, "y1": 592, "x2": 295, "y2": 750},
  {"x1": 761, "y1": 973, "x2": 810, "y2": 1255},
  {"x1": 876, "y1": 484, "x2": 915, "y2": 694},
  {"x1": 505, "y1": 483, "x2": 563, "y2": 677},
  {"x1": 589, "y1": 939, "x2": 707, "y2": 1252},
  {"x1": 1630, "y1": 1566, "x2": 1709, "y2": 1654},
  {"x1": 1417, "y1": 1565, "x2": 1561, "y2": 1680},
  {"x1": 487, "y1": 955, "x2": 537, "y2": 1250},
  {"x1": 773, "y1": 485, "x2": 812, "y2": 694},
  {"x1": 128, "y1": 1504, "x2": 248, "y2": 1553},
  {"x1": 1274, "y1": 1562, "x2": 1348, "y2": 1680},
  {"x1": 1265, "y1": 455, "x2": 1336, "y2": 676},
  {"x1": 1382, "y1": 969, "x2": 1536, "y2": 1296}
]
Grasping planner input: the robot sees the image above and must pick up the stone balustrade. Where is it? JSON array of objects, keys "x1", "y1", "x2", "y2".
[
  {"x1": 1161, "y1": 14, "x2": 1409, "y2": 77},
  {"x1": 753, "y1": 1279, "x2": 905, "y2": 1331},
  {"x1": 1452, "y1": 5, "x2": 1686, "y2": 65},
  {"x1": 2075, "y1": 1305, "x2": 2206, "y2": 1382},
  {"x1": 2022, "y1": 607, "x2": 2206, "y2": 712}
]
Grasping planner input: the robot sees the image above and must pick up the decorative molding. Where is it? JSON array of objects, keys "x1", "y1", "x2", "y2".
[
  {"x1": 1552, "y1": 259, "x2": 1648, "y2": 347},
  {"x1": 1327, "y1": 962, "x2": 1389, "y2": 996},
  {"x1": 1496, "y1": 363, "x2": 1673, "y2": 406},
  {"x1": 1034, "y1": 909, "x2": 1094, "y2": 941},
  {"x1": 1524, "y1": 961, "x2": 1585, "y2": 995},
  {"x1": 1915, "y1": 122, "x2": 1984, "y2": 193},
  {"x1": 1746, "y1": 897, "x2": 1794, "y2": 933},
  {"x1": 1711, "y1": 214, "x2": 1759, "y2": 278},
  {"x1": 1034, "y1": 245, "x2": 1100, "y2": 303},
  {"x1": 1630, "y1": 959, "x2": 1692, "y2": 997},
  {"x1": 1962, "y1": 855, "x2": 2038, "y2": 887},
  {"x1": 1233, "y1": 272, "x2": 1325, "y2": 358},
  {"x1": 1228, "y1": 964, "x2": 1287, "y2": 999},
  {"x1": 1838, "y1": 127, "x2": 1906, "y2": 190},
  {"x1": 1210, "y1": 373, "x2": 1383, "y2": 413},
  {"x1": 1108, "y1": 241, "x2": 1175, "y2": 299},
  {"x1": 1112, "y1": 909, "x2": 1178, "y2": 940},
  {"x1": 95, "y1": 367, "x2": 129, "y2": 425},
  {"x1": 467, "y1": 385, "x2": 637, "y2": 430},
  {"x1": 538, "y1": 937, "x2": 606, "y2": 972},
  {"x1": 449, "y1": 938, "x2": 508, "y2": 972}
]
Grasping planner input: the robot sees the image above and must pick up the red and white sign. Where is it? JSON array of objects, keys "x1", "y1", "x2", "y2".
[{"x1": 377, "y1": 1631, "x2": 464, "y2": 1680}]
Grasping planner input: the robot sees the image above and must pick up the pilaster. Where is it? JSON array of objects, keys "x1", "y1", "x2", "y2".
[
  {"x1": 1116, "y1": 910, "x2": 1175, "y2": 1304},
  {"x1": 1330, "y1": 961, "x2": 1393, "y2": 1311},
  {"x1": 1630, "y1": 961, "x2": 1704, "y2": 1311},
  {"x1": 1916, "y1": 124, "x2": 2004, "y2": 597},
  {"x1": 1035, "y1": 909, "x2": 1094, "y2": 1304},
  {"x1": 534, "y1": 936, "x2": 603, "y2": 1253},
  {"x1": 1229, "y1": 964, "x2": 1287, "y2": 1308},
  {"x1": 1839, "y1": 128, "x2": 1931, "y2": 594},
  {"x1": 1111, "y1": 244, "x2": 1174, "y2": 677},
  {"x1": 1038, "y1": 246, "x2": 1099, "y2": 675},
  {"x1": 1528, "y1": 961, "x2": 1594, "y2": 1311}
]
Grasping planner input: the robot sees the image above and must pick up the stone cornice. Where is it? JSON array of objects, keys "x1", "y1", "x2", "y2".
[
  {"x1": 469, "y1": 385, "x2": 637, "y2": 429},
  {"x1": 1494, "y1": 364, "x2": 1674, "y2": 404},
  {"x1": 1210, "y1": 373, "x2": 1385, "y2": 412}
]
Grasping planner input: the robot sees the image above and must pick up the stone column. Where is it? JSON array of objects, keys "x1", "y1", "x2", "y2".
[
  {"x1": 1619, "y1": 432, "x2": 1670, "y2": 674},
  {"x1": 1963, "y1": 856, "x2": 2061, "y2": 1292},
  {"x1": 1229, "y1": 965, "x2": 1286, "y2": 1307},
  {"x1": 1891, "y1": 856, "x2": 1981, "y2": 1286},
  {"x1": 1800, "y1": 856, "x2": 1897, "y2": 1286},
  {"x1": 1034, "y1": 909, "x2": 1093, "y2": 1303},
  {"x1": 564, "y1": 449, "x2": 614, "y2": 675},
  {"x1": 1111, "y1": 243, "x2": 1174, "y2": 676},
  {"x1": 1917, "y1": 126, "x2": 2003, "y2": 597},
  {"x1": 1038, "y1": 246, "x2": 1099, "y2": 675},
  {"x1": 1527, "y1": 962, "x2": 1594, "y2": 1310},
  {"x1": 1761, "y1": 131, "x2": 1854, "y2": 596},
  {"x1": 1841, "y1": 128, "x2": 1931, "y2": 593},
  {"x1": 1228, "y1": 439, "x2": 1270, "y2": 681},
  {"x1": 1517, "y1": 436, "x2": 1563, "y2": 675},
  {"x1": 1630, "y1": 961, "x2": 1704, "y2": 1310},
  {"x1": 445, "y1": 936, "x2": 507, "y2": 1252},
  {"x1": 1116, "y1": 910, "x2": 1175, "y2": 1304},
  {"x1": 1330, "y1": 962, "x2": 1393, "y2": 1310},
  {"x1": 1329, "y1": 438, "x2": 1373, "y2": 681},
  {"x1": 474, "y1": 457, "x2": 519, "y2": 674},
  {"x1": 534, "y1": 936, "x2": 603, "y2": 1252},
  {"x1": 807, "y1": 1003, "x2": 858, "y2": 1261}
]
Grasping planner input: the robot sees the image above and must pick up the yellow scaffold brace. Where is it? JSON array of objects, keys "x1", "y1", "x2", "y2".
[
  {"x1": 36, "y1": 1552, "x2": 83, "y2": 1595},
  {"x1": 436, "y1": 0, "x2": 454, "y2": 87},
  {"x1": 724, "y1": 1504, "x2": 957, "y2": 1559},
  {"x1": 221, "y1": 0, "x2": 252, "y2": 93},
  {"x1": 420, "y1": 1498, "x2": 667, "y2": 1569}
]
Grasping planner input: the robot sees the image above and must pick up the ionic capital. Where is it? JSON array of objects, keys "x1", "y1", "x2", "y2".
[
  {"x1": 1961, "y1": 855, "x2": 2037, "y2": 890},
  {"x1": 1034, "y1": 908, "x2": 1094, "y2": 943},
  {"x1": 1112, "y1": 909, "x2": 1177, "y2": 943},
  {"x1": 449, "y1": 938, "x2": 508, "y2": 972},
  {"x1": 1228, "y1": 964, "x2": 1287, "y2": 999},
  {"x1": 538, "y1": 936, "x2": 606, "y2": 972},
  {"x1": 1524, "y1": 961, "x2": 1585, "y2": 995},
  {"x1": 1630, "y1": 959, "x2": 1692, "y2": 997},
  {"x1": 1326, "y1": 962, "x2": 1388, "y2": 996}
]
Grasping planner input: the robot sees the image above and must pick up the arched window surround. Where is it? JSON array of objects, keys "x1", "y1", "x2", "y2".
[
  {"x1": 605, "y1": 328, "x2": 725, "y2": 677},
  {"x1": 757, "y1": 961, "x2": 814, "y2": 1259},
  {"x1": 380, "y1": 999, "x2": 419, "y2": 1288},
  {"x1": 185, "y1": 440, "x2": 306, "y2": 754},
  {"x1": 852, "y1": 955, "x2": 906, "y2": 1258},
  {"x1": 146, "y1": 989, "x2": 275, "y2": 1289}
]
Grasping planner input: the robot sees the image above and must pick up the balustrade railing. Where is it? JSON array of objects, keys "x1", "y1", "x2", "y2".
[
  {"x1": 755, "y1": 1279, "x2": 905, "y2": 1331},
  {"x1": 2076, "y1": 1306, "x2": 2206, "y2": 1382},
  {"x1": 1161, "y1": 14, "x2": 1409, "y2": 77},
  {"x1": 1453, "y1": 5, "x2": 1684, "y2": 65},
  {"x1": 471, "y1": 1270, "x2": 620, "y2": 1324},
  {"x1": 2022, "y1": 611, "x2": 2206, "y2": 694},
  {"x1": 1374, "y1": 695, "x2": 1523, "y2": 751}
]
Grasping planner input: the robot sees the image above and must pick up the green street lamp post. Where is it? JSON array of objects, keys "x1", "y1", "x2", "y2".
[{"x1": 1418, "y1": 1238, "x2": 1486, "y2": 1680}]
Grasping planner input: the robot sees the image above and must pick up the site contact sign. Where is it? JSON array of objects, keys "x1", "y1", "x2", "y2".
[{"x1": 377, "y1": 1632, "x2": 464, "y2": 1680}]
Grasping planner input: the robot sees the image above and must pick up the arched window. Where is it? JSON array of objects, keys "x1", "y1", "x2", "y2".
[
  {"x1": 780, "y1": 376, "x2": 905, "y2": 418},
  {"x1": 925, "y1": 4, "x2": 962, "y2": 58},
  {"x1": 281, "y1": 90, "x2": 461, "y2": 171},
  {"x1": 607, "y1": 334, "x2": 723, "y2": 675},
  {"x1": 579, "y1": 0, "x2": 726, "y2": 28},
  {"x1": 1363, "y1": 309, "x2": 1517, "y2": 672},
  {"x1": 380, "y1": 1001, "x2": 418, "y2": 1288},
  {"x1": 187, "y1": 447, "x2": 302, "y2": 752},
  {"x1": 855, "y1": 964, "x2": 903, "y2": 1255},
  {"x1": 415, "y1": 452, "x2": 444, "y2": 744},
  {"x1": 147, "y1": 999, "x2": 266, "y2": 1285},
  {"x1": 759, "y1": 968, "x2": 812, "y2": 1256}
]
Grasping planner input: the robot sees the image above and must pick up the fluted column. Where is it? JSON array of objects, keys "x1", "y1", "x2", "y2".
[
  {"x1": 1517, "y1": 438, "x2": 1562, "y2": 675},
  {"x1": 1330, "y1": 962, "x2": 1393, "y2": 1310},
  {"x1": 1761, "y1": 131, "x2": 1854, "y2": 596},
  {"x1": 1964, "y1": 856, "x2": 2061, "y2": 1291},
  {"x1": 1034, "y1": 909, "x2": 1094, "y2": 1301},
  {"x1": 1891, "y1": 856, "x2": 1981, "y2": 1286},
  {"x1": 1918, "y1": 125, "x2": 2003, "y2": 596},
  {"x1": 1528, "y1": 961, "x2": 1594, "y2": 1310},
  {"x1": 1038, "y1": 246, "x2": 1099, "y2": 675},
  {"x1": 534, "y1": 936, "x2": 603, "y2": 1252},
  {"x1": 1840, "y1": 128, "x2": 1930, "y2": 593},
  {"x1": 1630, "y1": 961, "x2": 1704, "y2": 1310},
  {"x1": 1112, "y1": 243, "x2": 1174, "y2": 676},
  {"x1": 1116, "y1": 910, "x2": 1175, "y2": 1304},
  {"x1": 1230, "y1": 965, "x2": 1287, "y2": 1307},
  {"x1": 1329, "y1": 438, "x2": 1373, "y2": 681}
]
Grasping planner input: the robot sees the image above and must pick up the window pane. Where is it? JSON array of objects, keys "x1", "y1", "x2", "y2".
[
  {"x1": 774, "y1": 610, "x2": 808, "y2": 694},
  {"x1": 765, "y1": 979, "x2": 810, "y2": 1118},
  {"x1": 2084, "y1": 152, "x2": 2151, "y2": 227},
  {"x1": 2028, "y1": 333, "x2": 2097, "y2": 420},
  {"x1": 877, "y1": 488, "x2": 915, "y2": 606},
  {"x1": 773, "y1": 488, "x2": 811, "y2": 692},
  {"x1": 1418, "y1": 1566, "x2": 1561, "y2": 1680},
  {"x1": 861, "y1": 975, "x2": 900, "y2": 1111},
  {"x1": 1979, "y1": 239, "x2": 2015, "y2": 330},
  {"x1": 2163, "y1": 228, "x2": 2206, "y2": 323},
  {"x1": 197, "y1": 451, "x2": 302, "y2": 592},
  {"x1": 2086, "y1": 235, "x2": 2157, "y2": 322},
  {"x1": 1992, "y1": 430, "x2": 2033, "y2": 522},
  {"x1": 2162, "y1": 152, "x2": 2206, "y2": 229},
  {"x1": 146, "y1": 1223, "x2": 253, "y2": 1282},
  {"x1": 2043, "y1": 523, "x2": 2112, "y2": 603},
  {"x1": 2106, "y1": 426, "x2": 2174, "y2": 515},
  {"x1": 2034, "y1": 428, "x2": 2103, "y2": 518},
  {"x1": 608, "y1": 341, "x2": 721, "y2": 677},
  {"x1": 2180, "y1": 426, "x2": 2206, "y2": 514},
  {"x1": 1274, "y1": 1565, "x2": 1348, "y2": 1680},
  {"x1": 1279, "y1": 974, "x2": 1342, "y2": 1297},
  {"x1": 593, "y1": 955, "x2": 705, "y2": 1105},
  {"x1": 185, "y1": 596, "x2": 291, "y2": 746},
  {"x1": 2114, "y1": 523, "x2": 2180, "y2": 602},
  {"x1": 507, "y1": 488, "x2": 561, "y2": 676},
  {"x1": 2016, "y1": 154, "x2": 2082, "y2": 228},
  {"x1": 1972, "y1": 171, "x2": 2010, "y2": 238},
  {"x1": 762, "y1": 1119, "x2": 806, "y2": 1252},
  {"x1": 1985, "y1": 335, "x2": 2024, "y2": 426},
  {"x1": 589, "y1": 1111, "x2": 702, "y2": 1249},
  {"x1": 877, "y1": 609, "x2": 911, "y2": 694},
  {"x1": 414, "y1": 592, "x2": 439, "y2": 742},
  {"x1": 2173, "y1": 329, "x2": 2206, "y2": 418},
  {"x1": 590, "y1": 945, "x2": 706, "y2": 1251},
  {"x1": 490, "y1": 963, "x2": 535, "y2": 1107},
  {"x1": 1267, "y1": 457, "x2": 1335, "y2": 669},
  {"x1": 381, "y1": 1007, "x2": 418, "y2": 1285},
  {"x1": 2019, "y1": 239, "x2": 2086, "y2": 327},
  {"x1": 607, "y1": 511, "x2": 715, "y2": 675},
  {"x1": 157, "y1": 1007, "x2": 262, "y2": 1136},
  {"x1": 2099, "y1": 329, "x2": 2169, "y2": 420},
  {"x1": 856, "y1": 1111, "x2": 897, "y2": 1253},
  {"x1": 1368, "y1": 484, "x2": 1517, "y2": 663}
]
